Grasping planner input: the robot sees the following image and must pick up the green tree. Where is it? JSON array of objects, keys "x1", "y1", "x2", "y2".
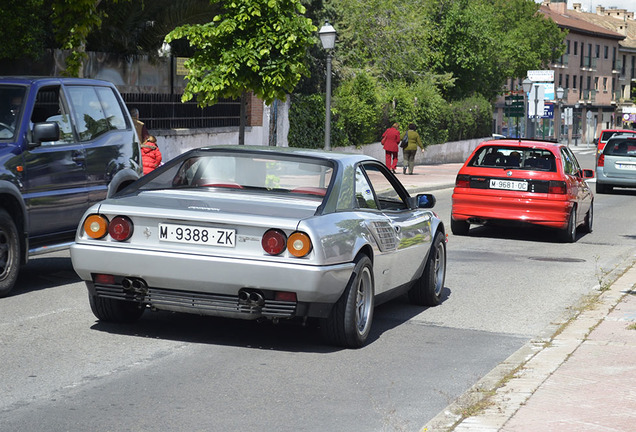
[
  {"x1": 333, "y1": 71, "x2": 381, "y2": 147},
  {"x1": 426, "y1": 0, "x2": 566, "y2": 100},
  {"x1": 0, "y1": 0, "x2": 49, "y2": 60},
  {"x1": 165, "y1": 0, "x2": 316, "y2": 144},
  {"x1": 165, "y1": 0, "x2": 316, "y2": 106}
]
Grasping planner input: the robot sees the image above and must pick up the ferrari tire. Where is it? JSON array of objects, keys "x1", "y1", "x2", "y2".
[
  {"x1": 89, "y1": 293, "x2": 145, "y2": 323},
  {"x1": 0, "y1": 209, "x2": 20, "y2": 298},
  {"x1": 450, "y1": 218, "x2": 469, "y2": 236},
  {"x1": 559, "y1": 208, "x2": 577, "y2": 243},
  {"x1": 581, "y1": 202, "x2": 593, "y2": 234},
  {"x1": 321, "y1": 255, "x2": 374, "y2": 348},
  {"x1": 408, "y1": 231, "x2": 446, "y2": 306}
]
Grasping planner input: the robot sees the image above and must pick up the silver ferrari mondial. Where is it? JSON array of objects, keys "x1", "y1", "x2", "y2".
[{"x1": 71, "y1": 146, "x2": 447, "y2": 348}]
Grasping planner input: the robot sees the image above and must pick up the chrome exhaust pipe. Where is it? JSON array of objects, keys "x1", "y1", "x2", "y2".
[
  {"x1": 248, "y1": 291, "x2": 264, "y2": 306},
  {"x1": 238, "y1": 290, "x2": 250, "y2": 303},
  {"x1": 122, "y1": 277, "x2": 148, "y2": 294}
]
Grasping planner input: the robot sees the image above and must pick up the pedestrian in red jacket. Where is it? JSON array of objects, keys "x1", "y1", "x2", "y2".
[
  {"x1": 141, "y1": 135, "x2": 162, "y2": 175},
  {"x1": 381, "y1": 123, "x2": 400, "y2": 172}
]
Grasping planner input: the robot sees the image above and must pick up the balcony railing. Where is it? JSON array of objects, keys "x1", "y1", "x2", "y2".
[{"x1": 583, "y1": 56, "x2": 597, "y2": 69}]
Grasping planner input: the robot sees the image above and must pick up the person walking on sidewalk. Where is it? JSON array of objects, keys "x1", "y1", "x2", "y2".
[
  {"x1": 141, "y1": 135, "x2": 162, "y2": 175},
  {"x1": 381, "y1": 123, "x2": 401, "y2": 173},
  {"x1": 402, "y1": 123, "x2": 425, "y2": 175}
]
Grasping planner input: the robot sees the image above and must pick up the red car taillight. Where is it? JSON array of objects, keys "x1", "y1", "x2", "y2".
[
  {"x1": 548, "y1": 181, "x2": 567, "y2": 194},
  {"x1": 262, "y1": 229, "x2": 287, "y2": 255},
  {"x1": 597, "y1": 154, "x2": 605, "y2": 167},
  {"x1": 455, "y1": 174, "x2": 470, "y2": 188},
  {"x1": 261, "y1": 229, "x2": 312, "y2": 258},
  {"x1": 108, "y1": 216, "x2": 134, "y2": 241}
]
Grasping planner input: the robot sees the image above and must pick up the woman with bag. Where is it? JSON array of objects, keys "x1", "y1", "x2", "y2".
[
  {"x1": 402, "y1": 123, "x2": 425, "y2": 175},
  {"x1": 381, "y1": 123, "x2": 401, "y2": 173}
]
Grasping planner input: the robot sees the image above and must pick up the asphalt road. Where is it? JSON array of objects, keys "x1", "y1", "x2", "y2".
[{"x1": 2, "y1": 147, "x2": 635, "y2": 432}]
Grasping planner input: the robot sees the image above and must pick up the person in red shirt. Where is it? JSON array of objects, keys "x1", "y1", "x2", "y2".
[
  {"x1": 381, "y1": 123, "x2": 401, "y2": 173},
  {"x1": 141, "y1": 135, "x2": 162, "y2": 175}
]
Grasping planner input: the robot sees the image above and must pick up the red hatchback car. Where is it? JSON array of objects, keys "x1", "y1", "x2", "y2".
[{"x1": 451, "y1": 139, "x2": 594, "y2": 242}]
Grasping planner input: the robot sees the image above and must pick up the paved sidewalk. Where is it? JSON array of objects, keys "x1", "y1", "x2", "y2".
[
  {"x1": 422, "y1": 264, "x2": 636, "y2": 432},
  {"x1": 401, "y1": 156, "x2": 636, "y2": 432}
]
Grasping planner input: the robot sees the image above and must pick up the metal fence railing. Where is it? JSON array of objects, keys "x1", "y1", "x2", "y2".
[{"x1": 122, "y1": 93, "x2": 241, "y2": 130}]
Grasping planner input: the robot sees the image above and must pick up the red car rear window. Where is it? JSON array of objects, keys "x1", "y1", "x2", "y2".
[{"x1": 468, "y1": 146, "x2": 557, "y2": 172}]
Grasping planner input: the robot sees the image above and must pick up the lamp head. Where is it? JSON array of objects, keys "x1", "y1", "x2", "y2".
[{"x1": 319, "y1": 21, "x2": 336, "y2": 50}]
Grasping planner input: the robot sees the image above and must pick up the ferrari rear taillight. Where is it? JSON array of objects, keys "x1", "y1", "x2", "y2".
[
  {"x1": 597, "y1": 154, "x2": 605, "y2": 167},
  {"x1": 548, "y1": 181, "x2": 567, "y2": 194},
  {"x1": 455, "y1": 174, "x2": 470, "y2": 188},
  {"x1": 262, "y1": 229, "x2": 312, "y2": 258},
  {"x1": 84, "y1": 214, "x2": 109, "y2": 239},
  {"x1": 108, "y1": 216, "x2": 134, "y2": 241},
  {"x1": 287, "y1": 232, "x2": 312, "y2": 257},
  {"x1": 262, "y1": 229, "x2": 287, "y2": 255}
]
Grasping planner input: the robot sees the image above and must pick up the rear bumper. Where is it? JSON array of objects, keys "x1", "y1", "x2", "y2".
[
  {"x1": 451, "y1": 191, "x2": 571, "y2": 229},
  {"x1": 71, "y1": 243, "x2": 354, "y2": 318},
  {"x1": 596, "y1": 170, "x2": 636, "y2": 187}
]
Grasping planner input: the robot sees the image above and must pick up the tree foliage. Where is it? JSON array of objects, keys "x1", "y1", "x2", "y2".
[
  {"x1": 165, "y1": 0, "x2": 316, "y2": 106},
  {"x1": 425, "y1": 0, "x2": 566, "y2": 100},
  {"x1": 0, "y1": 0, "x2": 49, "y2": 60}
]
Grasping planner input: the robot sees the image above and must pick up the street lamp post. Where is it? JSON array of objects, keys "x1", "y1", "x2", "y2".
[
  {"x1": 319, "y1": 21, "x2": 336, "y2": 151},
  {"x1": 522, "y1": 78, "x2": 533, "y2": 138},
  {"x1": 555, "y1": 86, "x2": 565, "y2": 143}
]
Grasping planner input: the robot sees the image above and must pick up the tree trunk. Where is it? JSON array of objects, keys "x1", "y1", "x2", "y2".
[{"x1": 239, "y1": 91, "x2": 246, "y2": 145}]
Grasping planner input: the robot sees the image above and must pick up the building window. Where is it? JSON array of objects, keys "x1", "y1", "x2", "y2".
[
  {"x1": 587, "y1": 76, "x2": 591, "y2": 90},
  {"x1": 603, "y1": 77, "x2": 607, "y2": 91},
  {"x1": 559, "y1": 73, "x2": 563, "y2": 87},
  {"x1": 595, "y1": 45, "x2": 600, "y2": 58},
  {"x1": 573, "y1": 75, "x2": 577, "y2": 89},
  {"x1": 594, "y1": 76, "x2": 599, "y2": 90},
  {"x1": 604, "y1": 46, "x2": 608, "y2": 59},
  {"x1": 566, "y1": 40, "x2": 571, "y2": 54},
  {"x1": 574, "y1": 41, "x2": 578, "y2": 56},
  {"x1": 565, "y1": 75, "x2": 569, "y2": 89}
]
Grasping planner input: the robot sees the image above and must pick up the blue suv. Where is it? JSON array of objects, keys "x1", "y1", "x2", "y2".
[{"x1": 0, "y1": 77, "x2": 143, "y2": 296}]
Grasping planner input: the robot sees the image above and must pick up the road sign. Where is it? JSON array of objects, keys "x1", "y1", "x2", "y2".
[{"x1": 527, "y1": 70, "x2": 554, "y2": 82}]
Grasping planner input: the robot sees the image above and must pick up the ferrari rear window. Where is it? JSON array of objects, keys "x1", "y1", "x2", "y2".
[
  {"x1": 137, "y1": 151, "x2": 334, "y2": 196},
  {"x1": 468, "y1": 146, "x2": 557, "y2": 172},
  {"x1": 604, "y1": 139, "x2": 636, "y2": 157}
]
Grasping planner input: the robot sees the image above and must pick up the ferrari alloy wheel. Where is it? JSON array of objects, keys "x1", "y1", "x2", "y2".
[
  {"x1": 0, "y1": 209, "x2": 20, "y2": 298},
  {"x1": 321, "y1": 255, "x2": 374, "y2": 348},
  {"x1": 409, "y1": 231, "x2": 446, "y2": 306},
  {"x1": 89, "y1": 294, "x2": 145, "y2": 323}
]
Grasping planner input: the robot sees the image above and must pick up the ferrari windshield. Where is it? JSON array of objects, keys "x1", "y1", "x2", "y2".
[
  {"x1": 135, "y1": 151, "x2": 335, "y2": 196},
  {"x1": 468, "y1": 146, "x2": 557, "y2": 172}
]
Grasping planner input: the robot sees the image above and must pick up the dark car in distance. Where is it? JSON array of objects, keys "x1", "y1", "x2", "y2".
[{"x1": 0, "y1": 77, "x2": 143, "y2": 297}]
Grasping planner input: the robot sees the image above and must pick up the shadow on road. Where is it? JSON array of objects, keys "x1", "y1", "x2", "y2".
[
  {"x1": 11, "y1": 254, "x2": 80, "y2": 297},
  {"x1": 88, "y1": 287, "x2": 452, "y2": 353}
]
